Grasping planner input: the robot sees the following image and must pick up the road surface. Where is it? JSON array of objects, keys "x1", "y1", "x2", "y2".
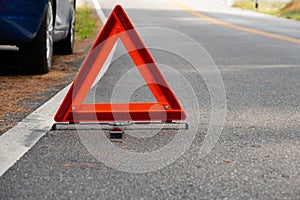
[{"x1": 0, "y1": 0, "x2": 299, "y2": 199}]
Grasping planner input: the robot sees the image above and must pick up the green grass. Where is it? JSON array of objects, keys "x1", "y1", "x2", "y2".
[
  {"x1": 233, "y1": 1, "x2": 286, "y2": 14},
  {"x1": 232, "y1": 1, "x2": 300, "y2": 21},
  {"x1": 233, "y1": 1, "x2": 254, "y2": 10},
  {"x1": 75, "y1": 6, "x2": 97, "y2": 40},
  {"x1": 279, "y1": 9, "x2": 300, "y2": 20}
]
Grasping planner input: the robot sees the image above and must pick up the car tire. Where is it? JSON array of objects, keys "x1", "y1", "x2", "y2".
[
  {"x1": 19, "y1": 0, "x2": 54, "y2": 74},
  {"x1": 54, "y1": 5, "x2": 75, "y2": 55}
]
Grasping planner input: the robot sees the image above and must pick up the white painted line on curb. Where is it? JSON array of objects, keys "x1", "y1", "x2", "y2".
[
  {"x1": 0, "y1": 0, "x2": 113, "y2": 177},
  {"x1": 89, "y1": 0, "x2": 108, "y2": 24},
  {"x1": 0, "y1": 87, "x2": 68, "y2": 176}
]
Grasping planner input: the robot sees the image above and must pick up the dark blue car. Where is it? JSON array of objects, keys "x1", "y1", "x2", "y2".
[{"x1": 0, "y1": 0, "x2": 76, "y2": 74}]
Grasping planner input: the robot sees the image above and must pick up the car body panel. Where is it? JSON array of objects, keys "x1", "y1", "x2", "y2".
[
  {"x1": 0, "y1": 0, "x2": 48, "y2": 43},
  {"x1": 53, "y1": 0, "x2": 74, "y2": 42},
  {"x1": 0, "y1": 0, "x2": 74, "y2": 44}
]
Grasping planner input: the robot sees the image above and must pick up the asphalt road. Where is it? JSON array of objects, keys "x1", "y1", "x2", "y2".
[{"x1": 1, "y1": 0, "x2": 299, "y2": 199}]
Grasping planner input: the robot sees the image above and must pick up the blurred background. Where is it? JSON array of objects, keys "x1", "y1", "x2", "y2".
[{"x1": 227, "y1": 0, "x2": 300, "y2": 21}]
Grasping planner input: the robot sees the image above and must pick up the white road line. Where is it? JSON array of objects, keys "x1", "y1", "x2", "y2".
[
  {"x1": 0, "y1": 87, "x2": 68, "y2": 176},
  {"x1": 89, "y1": 0, "x2": 108, "y2": 24},
  {"x1": 0, "y1": 0, "x2": 113, "y2": 177}
]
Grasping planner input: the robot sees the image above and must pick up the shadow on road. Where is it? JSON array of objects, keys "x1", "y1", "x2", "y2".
[{"x1": 0, "y1": 46, "x2": 22, "y2": 75}]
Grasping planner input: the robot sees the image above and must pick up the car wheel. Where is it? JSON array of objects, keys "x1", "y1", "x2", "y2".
[
  {"x1": 54, "y1": 5, "x2": 75, "y2": 55},
  {"x1": 19, "y1": 0, "x2": 54, "y2": 74}
]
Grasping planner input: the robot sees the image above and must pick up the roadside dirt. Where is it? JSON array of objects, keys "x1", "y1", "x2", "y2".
[
  {"x1": 0, "y1": 17, "x2": 100, "y2": 134},
  {"x1": 281, "y1": 0, "x2": 300, "y2": 12}
]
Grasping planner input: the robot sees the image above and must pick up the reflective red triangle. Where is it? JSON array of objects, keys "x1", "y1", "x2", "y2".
[{"x1": 54, "y1": 5, "x2": 186, "y2": 122}]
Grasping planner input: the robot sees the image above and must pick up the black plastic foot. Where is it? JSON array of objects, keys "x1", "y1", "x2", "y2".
[{"x1": 110, "y1": 127, "x2": 124, "y2": 139}]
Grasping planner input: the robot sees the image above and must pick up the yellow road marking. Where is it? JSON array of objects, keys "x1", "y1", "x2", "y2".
[{"x1": 169, "y1": 0, "x2": 300, "y2": 45}]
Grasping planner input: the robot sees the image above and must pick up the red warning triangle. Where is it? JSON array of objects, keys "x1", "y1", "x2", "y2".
[{"x1": 54, "y1": 5, "x2": 186, "y2": 122}]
